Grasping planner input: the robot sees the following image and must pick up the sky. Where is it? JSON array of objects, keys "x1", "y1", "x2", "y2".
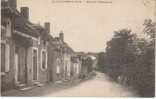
[{"x1": 17, "y1": 0, "x2": 155, "y2": 52}]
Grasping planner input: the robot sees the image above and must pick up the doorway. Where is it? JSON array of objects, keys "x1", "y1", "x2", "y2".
[
  {"x1": 32, "y1": 48, "x2": 38, "y2": 81},
  {"x1": 15, "y1": 47, "x2": 27, "y2": 84}
]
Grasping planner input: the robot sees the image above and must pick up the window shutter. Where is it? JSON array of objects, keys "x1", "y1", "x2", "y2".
[
  {"x1": 46, "y1": 51, "x2": 48, "y2": 69},
  {"x1": 5, "y1": 44, "x2": 10, "y2": 72}
]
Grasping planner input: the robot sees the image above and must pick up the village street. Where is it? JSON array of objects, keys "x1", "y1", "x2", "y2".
[
  {"x1": 2, "y1": 71, "x2": 136, "y2": 97},
  {"x1": 44, "y1": 72, "x2": 135, "y2": 97}
]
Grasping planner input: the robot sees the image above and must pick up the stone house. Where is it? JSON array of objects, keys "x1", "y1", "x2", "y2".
[
  {"x1": 1, "y1": 0, "x2": 85, "y2": 92},
  {"x1": 1, "y1": 0, "x2": 50, "y2": 91},
  {"x1": 48, "y1": 34, "x2": 64, "y2": 83},
  {"x1": 62, "y1": 43, "x2": 74, "y2": 81},
  {"x1": 13, "y1": 7, "x2": 40, "y2": 88},
  {"x1": 47, "y1": 31, "x2": 75, "y2": 83},
  {"x1": 31, "y1": 23, "x2": 50, "y2": 84},
  {"x1": 14, "y1": 7, "x2": 50, "y2": 88},
  {"x1": 1, "y1": 0, "x2": 19, "y2": 91},
  {"x1": 81, "y1": 56, "x2": 94, "y2": 78},
  {"x1": 76, "y1": 53, "x2": 94, "y2": 78},
  {"x1": 71, "y1": 55, "x2": 82, "y2": 80}
]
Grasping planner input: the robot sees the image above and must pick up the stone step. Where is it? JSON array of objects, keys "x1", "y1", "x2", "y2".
[
  {"x1": 33, "y1": 82, "x2": 44, "y2": 87},
  {"x1": 19, "y1": 86, "x2": 34, "y2": 91},
  {"x1": 17, "y1": 83, "x2": 26, "y2": 87}
]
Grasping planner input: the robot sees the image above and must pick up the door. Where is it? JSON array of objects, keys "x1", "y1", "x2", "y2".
[
  {"x1": 33, "y1": 49, "x2": 38, "y2": 81},
  {"x1": 16, "y1": 47, "x2": 27, "y2": 84},
  {"x1": 1, "y1": 43, "x2": 6, "y2": 73},
  {"x1": 15, "y1": 53, "x2": 18, "y2": 83},
  {"x1": 65, "y1": 61, "x2": 68, "y2": 79}
]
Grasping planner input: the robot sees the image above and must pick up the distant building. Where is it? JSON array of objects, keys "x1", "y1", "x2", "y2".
[
  {"x1": 47, "y1": 31, "x2": 75, "y2": 82},
  {"x1": 76, "y1": 53, "x2": 95, "y2": 78},
  {"x1": 71, "y1": 55, "x2": 82, "y2": 79},
  {"x1": 62, "y1": 43, "x2": 75, "y2": 81},
  {"x1": 47, "y1": 36, "x2": 64, "y2": 83}
]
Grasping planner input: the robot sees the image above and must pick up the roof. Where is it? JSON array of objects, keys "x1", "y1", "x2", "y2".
[
  {"x1": 1, "y1": 0, "x2": 40, "y2": 38},
  {"x1": 12, "y1": 8, "x2": 40, "y2": 38},
  {"x1": 63, "y1": 43, "x2": 74, "y2": 54},
  {"x1": 14, "y1": 17, "x2": 40, "y2": 37},
  {"x1": 31, "y1": 24, "x2": 52, "y2": 40},
  {"x1": 48, "y1": 36, "x2": 74, "y2": 54}
]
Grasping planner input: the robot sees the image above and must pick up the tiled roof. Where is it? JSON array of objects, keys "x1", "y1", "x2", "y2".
[
  {"x1": 63, "y1": 43, "x2": 74, "y2": 54},
  {"x1": 31, "y1": 24, "x2": 55, "y2": 41},
  {"x1": 14, "y1": 14, "x2": 40, "y2": 38}
]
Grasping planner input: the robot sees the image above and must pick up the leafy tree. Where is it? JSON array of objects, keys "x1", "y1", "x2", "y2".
[
  {"x1": 132, "y1": 19, "x2": 155, "y2": 97},
  {"x1": 104, "y1": 29, "x2": 136, "y2": 81},
  {"x1": 98, "y1": 19, "x2": 155, "y2": 97},
  {"x1": 97, "y1": 52, "x2": 105, "y2": 71}
]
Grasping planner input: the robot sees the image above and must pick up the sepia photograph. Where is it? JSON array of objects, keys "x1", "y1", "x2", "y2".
[{"x1": 0, "y1": 0, "x2": 155, "y2": 97}]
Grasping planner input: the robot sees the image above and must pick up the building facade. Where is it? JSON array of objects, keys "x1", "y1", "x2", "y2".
[
  {"x1": 71, "y1": 55, "x2": 82, "y2": 79},
  {"x1": 1, "y1": 0, "x2": 18, "y2": 91},
  {"x1": 1, "y1": 0, "x2": 90, "y2": 92},
  {"x1": 47, "y1": 35, "x2": 64, "y2": 83},
  {"x1": 1, "y1": 0, "x2": 50, "y2": 91}
]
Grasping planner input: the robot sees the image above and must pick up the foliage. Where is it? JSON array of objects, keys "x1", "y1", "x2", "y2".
[{"x1": 97, "y1": 19, "x2": 155, "y2": 97}]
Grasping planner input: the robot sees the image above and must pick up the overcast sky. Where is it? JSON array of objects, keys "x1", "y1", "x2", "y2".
[{"x1": 17, "y1": 0, "x2": 155, "y2": 52}]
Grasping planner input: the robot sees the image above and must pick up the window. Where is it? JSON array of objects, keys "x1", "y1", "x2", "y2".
[
  {"x1": 33, "y1": 49, "x2": 38, "y2": 80},
  {"x1": 43, "y1": 40, "x2": 46, "y2": 47},
  {"x1": 1, "y1": 43, "x2": 6, "y2": 73},
  {"x1": 41, "y1": 49, "x2": 47, "y2": 70},
  {"x1": 76, "y1": 64, "x2": 79, "y2": 74},
  {"x1": 5, "y1": 44, "x2": 10, "y2": 72},
  {"x1": 56, "y1": 59, "x2": 61, "y2": 74},
  {"x1": 1, "y1": 43, "x2": 10, "y2": 73},
  {"x1": 56, "y1": 66, "x2": 60, "y2": 74},
  {"x1": 2, "y1": 19, "x2": 11, "y2": 37},
  {"x1": 1, "y1": 26, "x2": 6, "y2": 40}
]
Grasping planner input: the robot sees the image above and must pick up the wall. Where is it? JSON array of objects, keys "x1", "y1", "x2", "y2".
[
  {"x1": 63, "y1": 53, "x2": 72, "y2": 80},
  {"x1": 47, "y1": 44, "x2": 64, "y2": 83},
  {"x1": 1, "y1": 17, "x2": 16, "y2": 91},
  {"x1": 37, "y1": 39, "x2": 48, "y2": 83}
]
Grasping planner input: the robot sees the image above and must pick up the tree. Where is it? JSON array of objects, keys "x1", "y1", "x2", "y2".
[
  {"x1": 99, "y1": 20, "x2": 155, "y2": 96},
  {"x1": 103, "y1": 29, "x2": 136, "y2": 81},
  {"x1": 97, "y1": 52, "x2": 105, "y2": 71},
  {"x1": 133, "y1": 19, "x2": 155, "y2": 97}
]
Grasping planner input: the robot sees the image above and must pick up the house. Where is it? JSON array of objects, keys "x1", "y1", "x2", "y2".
[
  {"x1": 1, "y1": 0, "x2": 88, "y2": 92},
  {"x1": 47, "y1": 31, "x2": 75, "y2": 83},
  {"x1": 81, "y1": 56, "x2": 94, "y2": 78},
  {"x1": 47, "y1": 34, "x2": 64, "y2": 83},
  {"x1": 76, "y1": 53, "x2": 94, "y2": 78},
  {"x1": 62, "y1": 42, "x2": 74, "y2": 81},
  {"x1": 31, "y1": 22, "x2": 50, "y2": 84},
  {"x1": 1, "y1": 0, "x2": 19, "y2": 91},
  {"x1": 71, "y1": 55, "x2": 82, "y2": 80},
  {"x1": 1, "y1": 0, "x2": 50, "y2": 91},
  {"x1": 13, "y1": 6, "x2": 40, "y2": 88}
]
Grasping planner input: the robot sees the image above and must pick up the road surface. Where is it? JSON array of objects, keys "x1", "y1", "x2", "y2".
[{"x1": 45, "y1": 72, "x2": 135, "y2": 97}]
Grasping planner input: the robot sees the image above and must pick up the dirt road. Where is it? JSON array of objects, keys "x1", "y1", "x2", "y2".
[{"x1": 45, "y1": 72, "x2": 135, "y2": 97}]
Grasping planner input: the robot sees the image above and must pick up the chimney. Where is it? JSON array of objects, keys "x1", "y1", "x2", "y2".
[
  {"x1": 44, "y1": 22, "x2": 50, "y2": 34},
  {"x1": 9, "y1": 0, "x2": 17, "y2": 8},
  {"x1": 20, "y1": 7, "x2": 29, "y2": 20},
  {"x1": 59, "y1": 31, "x2": 64, "y2": 42}
]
